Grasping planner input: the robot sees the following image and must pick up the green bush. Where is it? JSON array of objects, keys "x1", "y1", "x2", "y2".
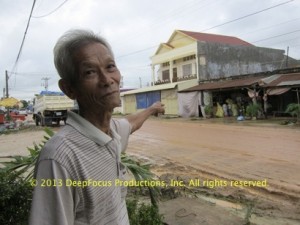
[
  {"x1": 0, "y1": 170, "x2": 33, "y2": 225},
  {"x1": 246, "y1": 103, "x2": 262, "y2": 118},
  {"x1": 285, "y1": 103, "x2": 300, "y2": 118},
  {"x1": 0, "y1": 128, "x2": 162, "y2": 224},
  {"x1": 204, "y1": 105, "x2": 213, "y2": 117},
  {"x1": 126, "y1": 198, "x2": 164, "y2": 225}
]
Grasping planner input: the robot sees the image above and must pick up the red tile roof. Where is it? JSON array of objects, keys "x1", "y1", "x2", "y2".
[{"x1": 179, "y1": 30, "x2": 253, "y2": 47}]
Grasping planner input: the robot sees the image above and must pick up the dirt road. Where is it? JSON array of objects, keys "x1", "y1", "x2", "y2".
[
  {"x1": 127, "y1": 118, "x2": 300, "y2": 224},
  {"x1": 1, "y1": 117, "x2": 299, "y2": 224},
  {"x1": 128, "y1": 118, "x2": 300, "y2": 193}
]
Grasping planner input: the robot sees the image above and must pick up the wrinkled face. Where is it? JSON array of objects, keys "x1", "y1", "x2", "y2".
[{"x1": 73, "y1": 43, "x2": 121, "y2": 113}]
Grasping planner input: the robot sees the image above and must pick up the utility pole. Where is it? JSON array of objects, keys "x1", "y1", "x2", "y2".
[
  {"x1": 5, "y1": 70, "x2": 9, "y2": 98},
  {"x1": 4, "y1": 71, "x2": 10, "y2": 119},
  {"x1": 120, "y1": 76, "x2": 124, "y2": 88},
  {"x1": 139, "y1": 77, "x2": 142, "y2": 88},
  {"x1": 41, "y1": 77, "x2": 50, "y2": 92},
  {"x1": 286, "y1": 46, "x2": 289, "y2": 68}
]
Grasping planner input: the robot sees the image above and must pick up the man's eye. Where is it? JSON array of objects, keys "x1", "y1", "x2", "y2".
[
  {"x1": 85, "y1": 69, "x2": 96, "y2": 75},
  {"x1": 107, "y1": 64, "x2": 116, "y2": 70}
]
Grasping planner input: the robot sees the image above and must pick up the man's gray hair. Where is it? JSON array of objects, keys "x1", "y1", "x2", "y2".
[{"x1": 53, "y1": 29, "x2": 113, "y2": 84}]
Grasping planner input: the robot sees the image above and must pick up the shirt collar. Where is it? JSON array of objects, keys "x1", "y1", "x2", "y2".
[{"x1": 66, "y1": 111, "x2": 120, "y2": 146}]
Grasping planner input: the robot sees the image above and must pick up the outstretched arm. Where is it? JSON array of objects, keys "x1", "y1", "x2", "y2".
[{"x1": 125, "y1": 102, "x2": 165, "y2": 134}]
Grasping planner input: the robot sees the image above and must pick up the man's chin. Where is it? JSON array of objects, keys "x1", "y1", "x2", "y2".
[{"x1": 101, "y1": 100, "x2": 121, "y2": 111}]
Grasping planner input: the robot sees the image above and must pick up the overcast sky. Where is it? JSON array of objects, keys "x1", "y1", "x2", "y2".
[{"x1": 1, "y1": 0, "x2": 300, "y2": 101}]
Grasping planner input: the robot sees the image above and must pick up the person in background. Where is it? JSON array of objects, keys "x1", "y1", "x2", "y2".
[
  {"x1": 222, "y1": 103, "x2": 228, "y2": 117},
  {"x1": 29, "y1": 29, "x2": 165, "y2": 225}
]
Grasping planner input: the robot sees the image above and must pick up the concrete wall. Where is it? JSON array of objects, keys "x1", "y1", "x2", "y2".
[
  {"x1": 197, "y1": 42, "x2": 285, "y2": 80},
  {"x1": 161, "y1": 89, "x2": 178, "y2": 115},
  {"x1": 121, "y1": 88, "x2": 180, "y2": 115},
  {"x1": 122, "y1": 95, "x2": 136, "y2": 114}
]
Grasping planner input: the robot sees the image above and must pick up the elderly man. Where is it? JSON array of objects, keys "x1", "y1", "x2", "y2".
[{"x1": 29, "y1": 29, "x2": 165, "y2": 225}]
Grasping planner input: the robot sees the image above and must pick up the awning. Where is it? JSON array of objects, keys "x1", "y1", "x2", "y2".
[
  {"x1": 266, "y1": 88, "x2": 290, "y2": 95},
  {"x1": 259, "y1": 73, "x2": 300, "y2": 87},
  {"x1": 180, "y1": 75, "x2": 267, "y2": 92},
  {"x1": 121, "y1": 82, "x2": 178, "y2": 96}
]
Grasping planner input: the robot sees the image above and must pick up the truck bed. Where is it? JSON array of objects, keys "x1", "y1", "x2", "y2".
[{"x1": 34, "y1": 95, "x2": 74, "y2": 112}]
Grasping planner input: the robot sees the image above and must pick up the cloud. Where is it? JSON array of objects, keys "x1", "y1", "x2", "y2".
[{"x1": 0, "y1": 0, "x2": 299, "y2": 100}]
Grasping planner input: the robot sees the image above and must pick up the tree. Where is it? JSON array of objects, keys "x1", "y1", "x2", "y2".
[
  {"x1": 20, "y1": 100, "x2": 29, "y2": 109},
  {"x1": 285, "y1": 103, "x2": 300, "y2": 123}
]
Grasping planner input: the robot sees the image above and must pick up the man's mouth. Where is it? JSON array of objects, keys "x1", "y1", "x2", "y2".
[{"x1": 103, "y1": 90, "x2": 119, "y2": 97}]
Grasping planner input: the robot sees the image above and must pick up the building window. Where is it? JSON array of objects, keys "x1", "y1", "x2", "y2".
[
  {"x1": 182, "y1": 64, "x2": 192, "y2": 77},
  {"x1": 162, "y1": 70, "x2": 170, "y2": 81},
  {"x1": 162, "y1": 62, "x2": 170, "y2": 67},
  {"x1": 183, "y1": 55, "x2": 196, "y2": 62}
]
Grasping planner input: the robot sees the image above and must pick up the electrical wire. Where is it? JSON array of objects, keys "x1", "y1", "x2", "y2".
[
  {"x1": 32, "y1": 0, "x2": 69, "y2": 18},
  {"x1": 237, "y1": 17, "x2": 300, "y2": 37},
  {"x1": 114, "y1": 0, "x2": 296, "y2": 60},
  {"x1": 252, "y1": 29, "x2": 300, "y2": 43},
  {"x1": 10, "y1": 0, "x2": 36, "y2": 77},
  {"x1": 112, "y1": 0, "x2": 204, "y2": 46},
  {"x1": 7, "y1": 71, "x2": 57, "y2": 76},
  {"x1": 6, "y1": 1, "x2": 299, "y2": 92},
  {"x1": 116, "y1": 45, "x2": 158, "y2": 59},
  {"x1": 201, "y1": 0, "x2": 294, "y2": 32},
  {"x1": 261, "y1": 36, "x2": 300, "y2": 48}
]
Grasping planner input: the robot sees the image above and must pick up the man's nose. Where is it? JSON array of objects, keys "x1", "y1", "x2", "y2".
[{"x1": 98, "y1": 71, "x2": 114, "y2": 87}]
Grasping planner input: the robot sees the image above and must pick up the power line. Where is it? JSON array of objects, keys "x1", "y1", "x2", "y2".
[
  {"x1": 114, "y1": 0, "x2": 295, "y2": 60},
  {"x1": 261, "y1": 36, "x2": 300, "y2": 48},
  {"x1": 116, "y1": 45, "x2": 158, "y2": 59},
  {"x1": 7, "y1": 71, "x2": 57, "y2": 76},
  {"x1": 113, "y1": 0, "x2": 210, "y2": 46},
  {"x1": 237, "y1": 17, "x2": 300, "y2": 37},
  {"x1": 32, "y1": 0, "x2": 69, "y2": 18},
  {"x1": 252, "y1": 29, "x2": 300, "y2": 43},
  {"x1": 11, "y1": 0, "x2": 36, "y2": 76},
  {"x1": 201, "y1": 0, "x2": 294, "y2": 32},
  {"x1": 5, "y1": 0, "x2": 299, "y2": 91}
]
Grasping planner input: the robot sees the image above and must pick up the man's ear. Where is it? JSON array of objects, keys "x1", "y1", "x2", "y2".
[{"x1": 58, "y1": 79, "x2": 77, "y2": 100}]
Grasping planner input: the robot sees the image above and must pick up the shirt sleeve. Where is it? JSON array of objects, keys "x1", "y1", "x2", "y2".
[
  {"x1": 29, "y1": 159, "x2": 77, "y2": 225},
  {"x1": 111, "y1": 118, "x2": 132, "y2": 152}
]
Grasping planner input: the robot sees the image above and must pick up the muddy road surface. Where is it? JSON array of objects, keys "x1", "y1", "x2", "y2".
[
  {"x1": 1, "y1": 117, "x2": 299, "y2": 224},
  {"x1": 127, "y1": 118, "x2": 300, "y2": 225}
]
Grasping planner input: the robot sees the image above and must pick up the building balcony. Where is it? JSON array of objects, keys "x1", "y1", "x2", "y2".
[
  {"x1": 154, "y1": 74, "x2": 197, "y2": 85},
  {"x1": 154, "y1": 79, "x2": 171, "y2": 85},
  {"x1": 173, "y1": 74, "x2": 197, "y2": 82}
]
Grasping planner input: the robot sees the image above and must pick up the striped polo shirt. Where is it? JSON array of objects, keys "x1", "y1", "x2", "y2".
[{"x1": 29, "y1": 111, "x2": 131, "y2": 225}]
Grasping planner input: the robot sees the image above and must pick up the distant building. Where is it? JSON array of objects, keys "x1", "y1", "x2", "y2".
[
  {"x1": 114, "y1": 88, "x2": 136, "y2": 114},
  {"x1": 121, "y1": 30, "x2": 298, "y2": 116}
]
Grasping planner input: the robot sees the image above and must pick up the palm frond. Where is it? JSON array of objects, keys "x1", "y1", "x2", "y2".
[
  {"x1": 121, "y1": 153, "x2": 160, "y2": 207},
  {"x1": 285, "y1": 103, "x2": 300, "y2": 117}
]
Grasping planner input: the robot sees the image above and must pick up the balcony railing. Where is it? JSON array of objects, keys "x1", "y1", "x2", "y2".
[
  {"x1": 154, "y1": 79, "x2": 170, "y2": 85},
  {"x1": 154, "y1": 74, "x2": 197, "y2": 85},
  {"x1": 176, "y1": 74, "x2": 197, "y2": 82}
]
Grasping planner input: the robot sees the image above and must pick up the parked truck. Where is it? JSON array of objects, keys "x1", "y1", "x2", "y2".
[{"x1": 33, "y1": 91, "x2": 75, "y2": 126}]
